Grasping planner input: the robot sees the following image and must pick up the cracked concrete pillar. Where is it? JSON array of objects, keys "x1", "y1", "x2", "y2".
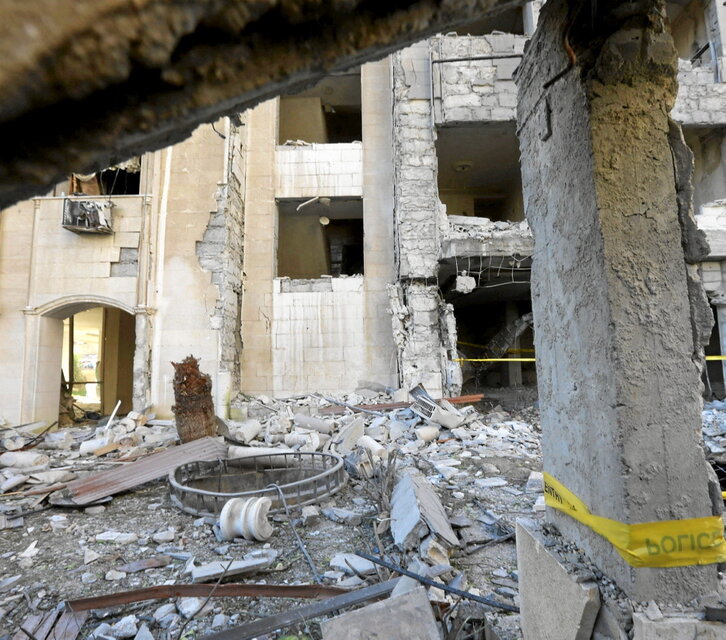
[{"x1": 516, "y1": 0, "x2": 721, "y2": 601}]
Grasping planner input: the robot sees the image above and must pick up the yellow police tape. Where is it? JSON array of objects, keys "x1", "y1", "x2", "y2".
[{"x1": 543, "y1": 473, "x2": 726, "y2": 568}]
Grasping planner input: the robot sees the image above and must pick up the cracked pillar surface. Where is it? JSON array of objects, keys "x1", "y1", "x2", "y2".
[{"x1": 516, "y1": 0, "x2": 720, "y2": 600}]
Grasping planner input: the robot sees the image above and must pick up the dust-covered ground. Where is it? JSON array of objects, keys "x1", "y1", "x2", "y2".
[{"x1": 0, "y1": 395, "x2": 543, "y2": 640}]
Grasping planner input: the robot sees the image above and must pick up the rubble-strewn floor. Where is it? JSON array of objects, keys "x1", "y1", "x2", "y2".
[{"x1": 0, "y1": 392, "x2": 544, "y2": 639}]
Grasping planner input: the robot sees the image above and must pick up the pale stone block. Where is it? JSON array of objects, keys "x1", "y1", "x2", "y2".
[
  {"x1": 517, "y1": 520, "x2": 600, "y2": 640},
  {"x1": 632, "y1": 613, "x2": 726, "y2": 639}
]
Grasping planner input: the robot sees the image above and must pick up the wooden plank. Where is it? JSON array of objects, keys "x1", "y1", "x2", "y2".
[
  {"x1": 61, "y1": 436, "x2": 227, "y2": 505},
  {"x1": 204, "y1": 579, "x2": 399, "y2": 640},
  {"x1": 48, "y1": 611, "x2": 87, "y2": 640},
  {"x1": 93, "y1": 442, "x2": 120, "y2": 457}
]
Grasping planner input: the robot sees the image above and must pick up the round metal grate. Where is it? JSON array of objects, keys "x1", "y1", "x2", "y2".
[{"x1": 168, "y1": 451, "x2": 346, "y2": 517}]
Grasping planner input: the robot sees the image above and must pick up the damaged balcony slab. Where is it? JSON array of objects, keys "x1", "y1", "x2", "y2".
[{"x1": 441, "y1": 216, "x2": 533, "y2": 260}]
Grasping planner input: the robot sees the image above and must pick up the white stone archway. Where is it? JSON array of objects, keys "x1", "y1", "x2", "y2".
[{"x1": 21, "y1": 296, "x2": 149, "y2": 423}]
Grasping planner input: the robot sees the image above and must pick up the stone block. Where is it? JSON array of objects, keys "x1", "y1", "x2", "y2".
[
  {"x1": 632, "y1": 613, "x2": 726, "y2": 639},
  {"x1": 517, "y1": 520, "x2": 600, "y2": 640},
  {"x1": 320, "y1": 586, "x2": 440, "y2": 640}
]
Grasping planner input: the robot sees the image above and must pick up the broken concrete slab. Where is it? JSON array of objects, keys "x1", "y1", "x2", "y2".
[
  {"x1": 322, "y1": 507, "x2": 363, "y2": 526},
  {"x1": 391, "y1": 472, "x2": 458, "y2": 549},
  {"x1": 632, "y1": 613, "x2": 726, "y2": 639},
  {"x1": 517, "y1": 520, "x2": 600, "y2": 640},
  {"x1": 321, "y1": 586, "x2": 441, "y2": 640},
  {"x1": 332, "y1": 417, "x2": 365, "y2": 454},
  {"x1": 592, "y1": 600, "x2": 629, "y2": 640},
  {"x1": 191, "y1": 550, "x2": 278, "y2": 583},
  {"x1": 329, "y1": 553, "x2": 377, "y2": 576}
]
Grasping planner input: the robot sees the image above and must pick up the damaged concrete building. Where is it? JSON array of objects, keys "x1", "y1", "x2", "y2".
[
  {"x1": 4, "y1": 0, "x2": 726, "y2": 638},
  {"x1": 3, "y1": 0, "x2": 726, "y2": 421}
]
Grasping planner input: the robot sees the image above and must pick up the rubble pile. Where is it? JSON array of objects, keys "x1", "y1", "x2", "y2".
[{"x1": 0, "y1": 386, "x2": 545, "y2": 640}]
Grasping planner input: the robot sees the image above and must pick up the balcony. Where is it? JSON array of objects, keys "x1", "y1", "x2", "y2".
[{"x1": 275, "y1": 142, "x2": 363, "y2": 198}]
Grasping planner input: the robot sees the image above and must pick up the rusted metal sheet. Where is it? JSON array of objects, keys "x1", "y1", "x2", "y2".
[
  {"x1": 318, "y1": 394, "x2": 485, "y2": 415},
  {"x1": 66, "y1": 583, "x2": 349, "y2": 611},
  {"x1": 58, "y1": 437, "x2": 227, "y2": 505}
]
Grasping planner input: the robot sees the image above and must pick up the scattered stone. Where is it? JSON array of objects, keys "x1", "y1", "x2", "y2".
[
  {"x1": 211, "y1": 613, "x2": 229, "y2": 628},
  {"x1": 84, "y1": 548, "x2": 102, "y2": 564},
  {"x1": 517, "y1": 520, "x2": 600, "y2": 640},
  {"x1": 111, "y1": 615, "x2": 138, "y2": 638},
  {"x1": 177, "y1": 596, "x2": 210, "y2": 619},
  {"x1": 81, "y1": 572, "x2": 97, "y2": 584},
  {"x1": 391, "y1": 472, "x2": 458, "y2": 549},
  {"x1": 322, "y1": 507, "x2": 363, "y2": 526},
  {"x1": 525, "y1": 470, "x2": 544, "y2": 493},
  {"x1": 105, "y1": 570, "x2": 127, "y2": 581},
  {"x1": 301, "y1": 505, "x2": 320, "y2": 525},
  {"x1": 85, "y1": 505, "x2": 106, "y2": 515},
  {"x1": 152, "y1": 528, "x2": 176, "y2": 543},
  {"x1": 133, "y1": 624, "x2": 154, "y2": 640},
  {"x1": 154, "y1": 603, "x2": 176, "y2": 621},
  {"x1": 475, "y1": 477, "x2": 508, "y2": 488},
  {"x1": 91, "y1": 622, "x2": 114, "y2": 638},
  {"x1": 191, "y1": 550, "x2": 278, "y2": 582},
  {"x1": 96, "y1": 531, "x2": 138, "y2": 545},
  {"x1": 330, "y1": 552, "x2": 377, "y2": 575},
  {"x1": 321, "y1": 587, "x2": 440, "y2": 640},
  {"x1": 419, "y1": 536, "x2": 449, "y2": 566}
]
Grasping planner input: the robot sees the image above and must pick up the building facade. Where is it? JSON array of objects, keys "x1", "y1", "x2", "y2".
[{"x1": 2, "y1": 0, "x2": 726, "y2": 424}]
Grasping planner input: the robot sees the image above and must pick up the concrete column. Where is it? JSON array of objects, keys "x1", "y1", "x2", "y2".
[
  {"x1": 716, "y1": 304, "x2": 726, "y2": 387},
  {"x1": 361, "y1": 57, "x2": 398, "y2": 388},
  {"x1": 504, "y1": 302, "x2": 522, "y2": 386},
  {"x1": 516, "y1": 0, "x2": 720, "y2": 601}
]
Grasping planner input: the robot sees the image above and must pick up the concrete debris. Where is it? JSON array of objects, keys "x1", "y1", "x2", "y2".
[
  {"x1": 191, "y1": 549, "x2": 278, "y2": 582},
  {"x1": 321, "y1": 586, "x2": 441, "y2": 640},
  {"x1": 111, "y1": 614, "x2": 138, "y2": 638},
  {"x1": 391, "y1": 471, "x2": 459, "y2": 549},
  {"x1": 322, "y1": 506, "x2": 364, "y2": 526},
  {"x1": 330, "y1": 552, "x2": 378, "y2": 576}
]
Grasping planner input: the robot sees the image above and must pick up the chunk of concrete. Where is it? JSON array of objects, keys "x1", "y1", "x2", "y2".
[
  {"x1": 517, "y1": 520, "x2": 600, "y2": 640},
  {"x1": 329, "y1": 552, "x2": 377, "y2": 576},
  {"x1": 333, "y1": 417, "x2": 365, "y2": 454},
  {"x1": 321, "y1": 586, "x2": 441, "y2": 640},
  {"x1": 592, "y1": 599, "x2": 629, "y2": 640},
  {"x1": 390, "y1": 472, "x2": 458, "y2": 549},
  {"x1": 191, "y1": 550, "x2": 277, "y2": 582},
  {"x1": 322, "y1": 507, "x2": 363, "y2": 526},
  {"x1": 631, "y1": 613, "x2": 726, "y2": 639}
]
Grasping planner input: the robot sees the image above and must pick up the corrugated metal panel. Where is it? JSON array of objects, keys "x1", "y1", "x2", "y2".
[{"x1": 63, "y1": 436, "x2": 227, "y2": 505}]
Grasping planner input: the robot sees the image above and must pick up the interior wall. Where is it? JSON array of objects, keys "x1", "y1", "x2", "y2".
[
  {"x1": 102, "y1": 307, "x2": 135, "y2": 414},
  {"x1": 686, "y1": 128, "x2": 726, "y2": 210},
  {"x1": 277, "y1": 213, "x2": 330, "y2": 278},
  {"x1": 279, "y1": 97, "x2": 328, "y2": 144},
  {"x1": 671, "y1": 0, "x2": 710, "y2": 60}
]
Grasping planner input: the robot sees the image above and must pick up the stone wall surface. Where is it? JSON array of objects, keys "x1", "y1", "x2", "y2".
[
  {"x1": 672, "y1": 60, "x2": 726, "y2": 126},
  {"x1": 432, "y1": 34, "x2": 525, "y2": 124}
]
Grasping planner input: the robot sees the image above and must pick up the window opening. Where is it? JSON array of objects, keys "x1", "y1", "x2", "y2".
[
  {"x1": 279, "y1": 70, "x2": 362, "y2": 144},
  {"x1": 277, "y1": 198, "x2": 364, "y2": 279}
]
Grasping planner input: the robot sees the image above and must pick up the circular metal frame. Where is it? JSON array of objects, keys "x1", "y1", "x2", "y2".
[{"x1": 168, "y1": 451, "x2": 346, "y2": 517}]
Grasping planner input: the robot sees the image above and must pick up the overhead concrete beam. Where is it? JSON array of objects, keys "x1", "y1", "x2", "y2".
[{"x1": 0, "y1": 0, "x2": 523, "y2": 208}]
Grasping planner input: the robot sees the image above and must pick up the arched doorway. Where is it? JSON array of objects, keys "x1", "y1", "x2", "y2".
[
  {"x1": 61, "y1": 306, "x2": 135, "y2": 422},
  {"x1": 22, "y1": 296, "x2": 139, "y2": 424}
]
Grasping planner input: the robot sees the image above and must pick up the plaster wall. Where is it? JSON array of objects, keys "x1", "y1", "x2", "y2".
[
  {"x1": 149, "y1": 124, "x2": 226, "y2": 417},
  {"x1": 279, "y1": 97, "x2": 328, "y2": 144},
  {"x1": 0, "y1": 201, "x2": 34, "y2": 424}
]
